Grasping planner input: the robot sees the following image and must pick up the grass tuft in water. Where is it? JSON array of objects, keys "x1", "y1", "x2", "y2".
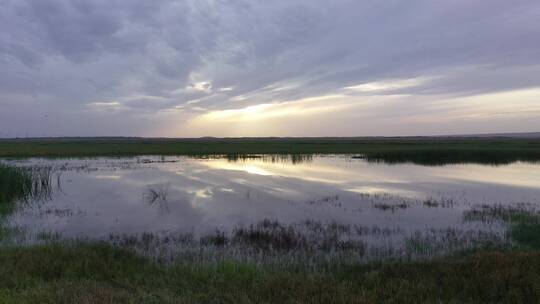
[
  {"x1": 0, "y1": 164, "x2": 54, "y2": 243},
  {"x1": 509, "y1": 213, "x2": 540, "y2": 249},
  {"x1": 463, "y1": 204, "x2": 540, "y2": 249},
  {"x1": 0, "y1": 164, "x2": 32, "y2": 215}
]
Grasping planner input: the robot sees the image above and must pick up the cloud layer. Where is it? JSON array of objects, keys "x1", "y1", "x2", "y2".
[{"x1": 1, "y1": 0, "x2": 539, "y2": 137}]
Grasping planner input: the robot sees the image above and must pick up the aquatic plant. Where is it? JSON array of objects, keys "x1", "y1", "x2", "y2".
[
  {"x1": 143, "y1": 184, "x2": 170, "y2": 205},
  {"x1": 305, "y1": 195, "x2": 341, "y2": 207},
  {"x1": 0, "y1": 164, "x2": 56, "y2": 244},
  {"x1": 101, "y1": 219, "x2": 509, "y2": 270},
  {"x1": 463, "y1": 204, "x2": 540, "y2": 249},
  {"x1": 225, "y1": 153, "x2": 314, "y2": 164},
  {"x1": 423, "y1": 198, "x2": 456, "y2": 208},
  {"x1": 463, "y1": 203, "x2": 539, "y2": 224},
  {"x1": 510, "y1": 213, "x2": 540, "y2": 249},
  {"x1": 373, "y1": 201, "x2": 410, "y2": 212},
  {"x1": 0, "y1": 165, "x2": 31, "y2": 204}
]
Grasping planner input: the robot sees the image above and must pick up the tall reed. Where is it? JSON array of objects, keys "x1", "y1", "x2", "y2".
[
  {"x1": 0, "y1": 164, "x2": 31, "y2": 212},
  {"x1": 0, "y1": 164, "x2": 53, "y2": 216}
]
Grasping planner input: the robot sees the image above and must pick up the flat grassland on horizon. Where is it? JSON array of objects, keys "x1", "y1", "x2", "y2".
[{"x1": 1, "y1": 137, "x2": 540, "y2": 165}]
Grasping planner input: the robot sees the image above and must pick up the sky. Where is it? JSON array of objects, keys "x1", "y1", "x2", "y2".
[{"x1": 1, "y1": 0, "x2": 539, "y2": 138}]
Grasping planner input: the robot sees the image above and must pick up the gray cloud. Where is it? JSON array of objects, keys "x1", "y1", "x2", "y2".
[{"x1": 1, "y1": 0, "x2": 539, "y2": 137}]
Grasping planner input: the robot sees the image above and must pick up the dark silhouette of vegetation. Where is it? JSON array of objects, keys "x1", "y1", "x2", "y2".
[
  {"x1": 1, "y1": 137, "x2": 540, "y2": 165},
  {"x1": 0, "y1": 165, "x2": 32, "y2": 216},
  {"x1": 463, "y1": 204, "x2": 540, "y2": 249}
]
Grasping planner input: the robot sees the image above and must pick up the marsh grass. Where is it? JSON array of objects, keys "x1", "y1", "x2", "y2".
[
  {"x1": 463, "y1": 204, "x2": 540, "y2": 249},
  {"x1": 0, "y1": 164, "x2": 55, "y2": 244},
  {"x1": 224, "y1": 153, "x2": 314, "y2": 164},
  {"x1": 404, "y1": 228, "x2": 508, "y2": 258},
  {"x1": 144, "y1": 184, "x2": 170, "y2": 205},
  {"x1": 423, "y1": 198, "x2": 456, "y2": 208},
  {"x1": 509, "y1": 213, "x2": 540, "y2": 249},
  {"x1": 305, "y1": 195, "x2": 341, "y2": 207},
  {"x1": 2, "y1": 137, "x2": 540, "y2": 165},
  {"x1": 462, "y1": 203, "x2": 538, "y2": 223},
  {"x1": 0, "y1": 164, "x2": 32, "y2": 215},
  {"x1": 101, "y1": 218, "x2": 510, "y2": 271},
  {"x1": 372, "y1": 201, "x2": 410, "y2": 212},
  {"x1": 0, "y1": 164, "x2": 54, "y2": 207},
  {"x1": 0, "y1": 242, "x2": 539, "y2": 303}
]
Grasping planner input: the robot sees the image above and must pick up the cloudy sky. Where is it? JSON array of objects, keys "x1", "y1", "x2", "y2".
[{"x1": 1, "y1": 0, "x2": 539, "y2": 137}]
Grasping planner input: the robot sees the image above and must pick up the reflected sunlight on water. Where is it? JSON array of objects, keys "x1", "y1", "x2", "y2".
[{"x1": 2, "y1": 155, "x2": 539, "y2": 258}]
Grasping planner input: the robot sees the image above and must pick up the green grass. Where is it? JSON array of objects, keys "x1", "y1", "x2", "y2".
[
  {"x1": 0, "y1": 242, "x2": 539, "y2": 303},
  {"x1": 462, "y1": 204, "x2": 540, "y2": 249},
  {"x1": 0, "y1": 165, "x2": 30, "y2": 244},
  {"x1": 0, "y1": 165, "x2": 52, "y2": 243},
  {"x1": 1, "y1": 137, "x2": 540, "y2": 165},
  {"x1": 0, "y1": 164, "x2": 53, "y2": 218},
  {"x1": 509, "y1": 214, "x2": 540, "y2": 250}
]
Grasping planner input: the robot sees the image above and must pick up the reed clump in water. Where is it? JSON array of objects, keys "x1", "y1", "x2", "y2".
[
  {"x1": 463, "y1": 203, "x2": 540, "y2": 249},
  {"x1": 0, "y1": 164, "x2": 54, "y2": 216},
  {"x1": 0, "y1": 164, "x2": 32, "y2": 215},
  {"x1": 463, "y1": 203, "x2": 538, "y2": 223},
  {"x1": 0, "y1": 165, "x2": 30, "y2": 200}
]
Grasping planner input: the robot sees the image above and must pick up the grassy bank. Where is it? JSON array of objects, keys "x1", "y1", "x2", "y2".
[
  {"x1": 1, "y1": 137, "x2": 540, "y2": 164},
  {"x1": 0, "y1": 243, "x2": 538, "y2": 303}
]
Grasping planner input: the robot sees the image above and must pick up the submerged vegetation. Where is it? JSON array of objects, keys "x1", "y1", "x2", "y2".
[
  {"x1": 1, "y1": 137, "x2": 540, "y2": 165},
  {"x1": 464, "y1": 204, "x2": 540, "y2": 249},
  {"x1": 106, "y1": 219, "x2": 509, "y2": 268}
]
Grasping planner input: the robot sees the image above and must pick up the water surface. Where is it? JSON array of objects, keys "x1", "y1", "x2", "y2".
[{"x1": 3, "y1": 155, "x2": 540, "y2": 259}]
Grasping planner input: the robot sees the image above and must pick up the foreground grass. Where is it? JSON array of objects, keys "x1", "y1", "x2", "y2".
[
  {"x1": 1, "y1": 137, "x2": 540, "y2": 164},
  {"x1": 0, "y1": 243, "x2": 539, "y2": 303}
]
